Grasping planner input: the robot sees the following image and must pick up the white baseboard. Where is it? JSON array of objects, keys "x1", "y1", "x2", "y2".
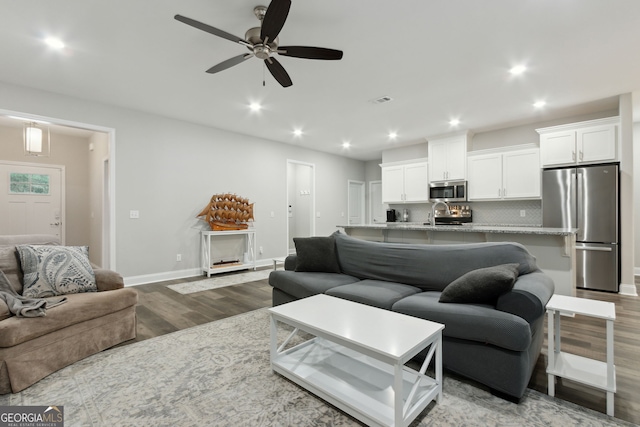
[
  {"x1": 124, "y1": 259, "x2": 274, "y2": 287},
  {"x1": 619, "y1": 283, "x2": 638, "y2": 296}
]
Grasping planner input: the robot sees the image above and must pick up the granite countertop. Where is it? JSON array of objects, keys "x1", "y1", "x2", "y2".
[{"x1": 337, "y1": 223, "x2": 578, "y2": 236}]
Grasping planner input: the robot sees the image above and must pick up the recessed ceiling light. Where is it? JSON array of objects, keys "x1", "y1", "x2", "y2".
[
  {"x1": 533, "y1": 100, "x2": 546, "y2": 108},
  {"x1": 292, "y1": 128, "x2": 303, "y2": 137},
  {"x1": 342, "y1": 141, "x2": 351, "y2": 149},
  {"x1": 509, "y1": 65, "x2": 527, "y2": 75},
  {"x1": 249, "y1": 102, "x2": 262, "y2": 112},
  {"x1": 388, "y1": 131, "x2": 398, "y2": 140},
  {"x1": 44, "y1": 37, "x2": 65, "y2": 50},
  {"x1": 449, "y1": 119, "x2": 460, "y2": 126}
]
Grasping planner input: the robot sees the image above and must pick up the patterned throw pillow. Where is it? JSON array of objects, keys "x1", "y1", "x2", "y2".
[{"x1": 17, "y1": 245, "x2": 97, "y2": 298}]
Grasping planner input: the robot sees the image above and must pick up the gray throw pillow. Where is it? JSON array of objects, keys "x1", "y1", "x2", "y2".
[
  {"x1": 439, "y1": 263, "x2": 519, "y2": 305},
  {"x1": 17, "y1": 245, "x2": 97, "y2": 298},
  {"x1": 293, "y1": 236, "x2": 341, "y2": 273}
]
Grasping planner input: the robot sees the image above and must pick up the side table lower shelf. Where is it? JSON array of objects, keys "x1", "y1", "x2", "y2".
[{"x1": 547, "y1": 352, "x2": 616, "y2": 392}]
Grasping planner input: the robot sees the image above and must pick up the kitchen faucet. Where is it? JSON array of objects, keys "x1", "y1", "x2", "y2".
[{"x1": 431, "y1": 201, "x2": 450, "y2": 225}]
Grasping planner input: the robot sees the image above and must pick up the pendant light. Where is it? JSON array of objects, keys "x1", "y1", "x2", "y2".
[{"x1": 24, "y1": 122, "x2": 50, "y2": 156}]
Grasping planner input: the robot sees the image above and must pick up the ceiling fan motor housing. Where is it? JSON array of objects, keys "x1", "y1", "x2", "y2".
[{"x1": 245, "y1": 27, "x2": 278, "y2": 58}]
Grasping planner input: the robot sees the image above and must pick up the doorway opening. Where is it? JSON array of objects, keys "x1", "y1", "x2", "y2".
[
  {"x1": 0, "y1": 109, "x2": 116, "y2": 269},
  {"x1": 286, "y1": 160, "x2": 315, "y2": 255}
]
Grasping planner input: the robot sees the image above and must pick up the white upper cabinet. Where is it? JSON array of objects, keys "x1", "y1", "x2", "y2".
[
  {"x1": 538, "y1": 117, "x2": 618, "y2": 167},
  {"x1": 468, "y1": 148, "x2": 540, "y2": 200},
  {"x1": 503, "y1": 149, "x2": 541, "y2": 199},
  {"x1": 381, "y1": 161, "x2": 428, "y2": 203},
  {"x1": 381, "y1": 165, "x2": 405, "y2": 203},
  {"x1": 427, "y1": 134, "x2": 468, "y2": 182}
]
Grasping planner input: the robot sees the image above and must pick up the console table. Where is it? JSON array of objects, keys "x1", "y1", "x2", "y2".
[
  {"x1": 200, "y1": 229, "x2": 256, "y2": 277},
  {"x1": 546, "y1": 294, "x2": 616, "y2": 416}
]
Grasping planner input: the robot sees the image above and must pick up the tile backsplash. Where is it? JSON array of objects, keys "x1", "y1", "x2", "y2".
[{"x1": 388, "y1": 200, "x2": 542, "y2": 226}]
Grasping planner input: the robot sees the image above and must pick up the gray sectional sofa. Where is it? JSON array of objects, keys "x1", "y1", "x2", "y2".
[{"x1": 269, "y1": 231, "x2": 554, "y2": 401}]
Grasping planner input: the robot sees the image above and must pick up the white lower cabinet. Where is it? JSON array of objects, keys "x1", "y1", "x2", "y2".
[{"x1": 468, "y1": 148, "x2": 540, "y2": 200}]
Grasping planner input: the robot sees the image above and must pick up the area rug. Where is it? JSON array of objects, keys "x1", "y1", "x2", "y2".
[
  {"x1": 167, "y1": 269, "x2": 271, "y2": 294},
  {"x1": 0, "y1": 309, "x2": 632, "y2": 427}
]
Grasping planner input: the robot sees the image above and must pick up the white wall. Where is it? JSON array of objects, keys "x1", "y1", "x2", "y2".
[{"x1": 0, "y1": 81, "x2": 366, "y2": 281}]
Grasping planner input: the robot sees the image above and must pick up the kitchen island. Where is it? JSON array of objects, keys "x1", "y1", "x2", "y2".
[{"x1": 337, "y1": 223, "x2": 578, "y2": 296}]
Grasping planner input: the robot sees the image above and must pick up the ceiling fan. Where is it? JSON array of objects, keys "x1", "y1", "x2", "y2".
[{"x1": 175, "y1": 0, "x2": 343, "y2": 88}]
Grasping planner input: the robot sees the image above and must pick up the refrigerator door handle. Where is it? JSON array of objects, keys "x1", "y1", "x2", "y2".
[
  {"x1": 576, "y1": 172, "x2": 584, "y2": 240},
  {"x1": 576, "y1": 245, "x2": 613, "y2": 252}
]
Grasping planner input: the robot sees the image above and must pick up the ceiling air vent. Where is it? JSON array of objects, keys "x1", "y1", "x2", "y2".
[{"x1": 370, "y1": 96, "x2": 393, "y2": 104}]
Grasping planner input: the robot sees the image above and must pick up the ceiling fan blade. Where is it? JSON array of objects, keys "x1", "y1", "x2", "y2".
[
  {"x1": 175, "y1": 14, "x2": 248, "y2": 46},
  {"x1": 260, "y1": 0, "x2": 291, "y2": 42},
  {"x1": 206, "y1": 54, "x2": 253, "y2": 74},
  {"x1": 265, "y1": 57, "x2": 292, "y2": 87},
  {"x1": 278, "y1": 46, "x2": 343, "y2": 60}
]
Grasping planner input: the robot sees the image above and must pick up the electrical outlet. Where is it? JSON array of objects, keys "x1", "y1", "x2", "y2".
[
  {"x1": 129, "y1": 210, "x2": 140, "y2": 219},
  {"x1": 520, "y1": 210, "x2": 526, "y2": 217},
  {"x1": 176, "y1": 254, "x2": 182, "y2": 262},
  {"x1": 259, "y1": 246, "x2": 264, "y2": 254}
]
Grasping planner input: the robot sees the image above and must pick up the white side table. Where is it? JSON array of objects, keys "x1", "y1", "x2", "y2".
[
  {"x1": 272, "y1": 257, "x2": 286, "y2": 270},
  {"x1": 546, "y1": 294, "x2": 616, "y2": 416}
]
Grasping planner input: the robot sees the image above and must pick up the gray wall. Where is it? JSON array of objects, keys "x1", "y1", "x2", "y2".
[
  {"x1": 470, "y1": 109, "x2": 619, "y2": 152},
  {"x1": 0, "y1": 81, "x2": 366, "y2": 280}
]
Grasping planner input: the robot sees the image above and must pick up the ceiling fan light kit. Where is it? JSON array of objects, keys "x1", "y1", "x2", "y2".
[{"x1": 175, "y1": 0, "x2": 343, "y2": 88}]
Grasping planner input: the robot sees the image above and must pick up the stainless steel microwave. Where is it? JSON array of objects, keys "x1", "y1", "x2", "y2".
[{"x1": 429, "y1": 180, "x2": 467, "y2": 202}]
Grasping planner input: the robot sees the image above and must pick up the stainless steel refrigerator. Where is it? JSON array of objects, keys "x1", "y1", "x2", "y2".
[{"x1": 542, "y1": 163, "x2": 619, "y2": 292}]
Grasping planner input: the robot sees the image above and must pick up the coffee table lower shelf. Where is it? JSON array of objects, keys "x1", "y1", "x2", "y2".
[{"x1": 272, "y1": 337, "x2": 439, "y2": 427}]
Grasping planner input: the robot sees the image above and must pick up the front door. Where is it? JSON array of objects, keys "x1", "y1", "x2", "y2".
[{"x1": 0, "y1": 162, "x2": 65, "y2": 243}]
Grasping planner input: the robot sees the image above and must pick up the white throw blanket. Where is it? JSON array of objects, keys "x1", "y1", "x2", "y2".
[{"x1": 0, "y1": 270, "x2": 67, "y2": 318}]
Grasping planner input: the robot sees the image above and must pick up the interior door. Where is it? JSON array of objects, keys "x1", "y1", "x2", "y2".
[
  {"x1": 369, "y1": 180, "x2": 384, "y2": 223},
  {"x1": 0, "y1": 162, "x2": 64, "y2": 242},
  {"x1": 287, "y1": 160, "x2": 315, "y2": 254},
  {"x1": 348, "y1": 180, "x2": 365, "y2": 225}
]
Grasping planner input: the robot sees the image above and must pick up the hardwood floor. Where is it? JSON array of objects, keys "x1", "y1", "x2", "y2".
[{"x1": 124, "y1": 271, "x2": 640, "y2": 425}]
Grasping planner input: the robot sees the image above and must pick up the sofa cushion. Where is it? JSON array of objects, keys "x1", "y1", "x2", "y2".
[
  {"x1": 0, "y1": 235, "x2": 60, "y2": 294},
  {"x1": 439, "y1": 264, "x2": 519, "y2": 305},
  {"x1": 269, "y1": 270, "x2": 359, "y2": 299},
  {"x1": 0, "y1": 288, "x2": 138, "y2": 348},
  {"x1": 0, "y1": 299, "x2": 9, "y2": 321},
  {"x1": 326, "y1": 280, "x2": 421, "y2": 310},
  {"x1": 334, "y1": 231, "x2": 537, "y2": 291},
  {"x1": 392, "y1": 292, "x2": 532, "y2": 351},
  {"x1": 293, "y1": 236, "x2": 341, "y2": 273},
  {"x1": 17, "y1": 245, "x2": 97, "y2": 298}
]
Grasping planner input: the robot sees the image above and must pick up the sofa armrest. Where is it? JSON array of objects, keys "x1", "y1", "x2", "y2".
[
  {"x1": 284, "y1": 255, "x2": 297, "y2": 271},
  {"x1": 94, "y1": 268, "x2": 125, "y2": 291},
  {"x1": 495, "y1": 270, "x2": 555, "y2": 324}
]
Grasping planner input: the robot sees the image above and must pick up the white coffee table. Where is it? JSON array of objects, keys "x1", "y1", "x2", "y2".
[{"x1": 268, "y1": 294, "x2": 444, "y2": 427}]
